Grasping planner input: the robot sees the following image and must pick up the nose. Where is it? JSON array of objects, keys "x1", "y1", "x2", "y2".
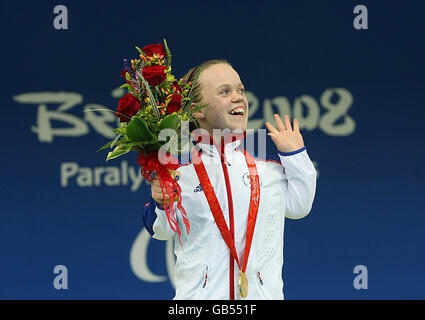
[{"x1": 231, "y1": 91, "x2": 244, "y2": 103}]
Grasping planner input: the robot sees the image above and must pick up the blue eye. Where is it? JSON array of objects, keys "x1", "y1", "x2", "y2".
[{"x1": 221, "y1": 89, "x2": 229, "y2": 94}]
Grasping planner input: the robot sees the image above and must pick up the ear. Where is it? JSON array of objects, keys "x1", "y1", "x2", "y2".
[{"x1": 191, "y1": 102, "x2": 205, "y2": 120}]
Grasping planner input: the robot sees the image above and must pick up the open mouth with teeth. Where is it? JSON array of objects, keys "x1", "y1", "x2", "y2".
[{"x1": 228, "y1": 107, "x2": 245, "y2": 117}]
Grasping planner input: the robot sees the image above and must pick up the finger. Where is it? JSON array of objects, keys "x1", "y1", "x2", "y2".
[
  {"x1": 265, "y1": 121, "x2": 278, "y2": 134},
  {"x1": 152, "y1": 190, "x2": 165, "y2": 200},
  {"x1": 151, "y1": 181, "x2": 162, "y2": 190},
  {"x1": 274, "y1": 114, "x2": 286, "y2": 131},
  {"x1": 152, "y1": 194, "x2": 166, "y2": 205},
  {"x1": 284, "y1": 114, "x2": 292, "y2": 131},
  {"x1": 151, "y1": 179, "x2": 160, "y2": 188},
  {"x1": 152, "y1": 191, "x2": 169, "y2": 202},
  {"x1": 152, "y1": 184, "x2": 164, "y2": 195},
  {"x1": 293, "y1": 118, "x2": 300, "y2": 131}
]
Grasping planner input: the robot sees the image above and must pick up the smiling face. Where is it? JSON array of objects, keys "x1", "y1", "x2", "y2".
[{"x1": 194, "y1": 63, "x2": 249, "y2": 136}]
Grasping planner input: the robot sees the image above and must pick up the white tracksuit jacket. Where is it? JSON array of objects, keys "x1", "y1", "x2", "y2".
[{"x1": 143, "y1": 133, "x2": 317, "y2": 300}]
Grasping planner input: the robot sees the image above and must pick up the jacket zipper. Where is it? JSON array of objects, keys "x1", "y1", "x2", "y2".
[{"x1": 220, "y1": 137, "x2": 235, "y2": 300}]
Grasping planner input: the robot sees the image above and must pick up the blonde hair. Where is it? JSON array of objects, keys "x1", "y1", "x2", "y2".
[{"x1": 182, "y1": 59, "x2": 231, "y2": 131}]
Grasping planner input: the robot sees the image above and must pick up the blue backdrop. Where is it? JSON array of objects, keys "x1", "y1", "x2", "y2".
[{"x1": 1, "y1": 0, "x2": 424, "y2": 299}]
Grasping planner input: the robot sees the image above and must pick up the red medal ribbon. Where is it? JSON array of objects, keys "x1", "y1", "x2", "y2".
[
  {"x1": 137, "y1": 150, "x2": 190, "y2": 246},
  {"x1": 192, "y1": 144, "x2": 260, "y2": 275}
]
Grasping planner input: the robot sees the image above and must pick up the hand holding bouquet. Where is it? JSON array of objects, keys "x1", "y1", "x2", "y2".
[{"x1": 96, "y1": 40, "x2": 206, "y2": 244}]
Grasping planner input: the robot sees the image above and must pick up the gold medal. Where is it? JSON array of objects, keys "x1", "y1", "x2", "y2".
[{"x1": 238, "y1": 271, "x2": 248, "y2": 298}]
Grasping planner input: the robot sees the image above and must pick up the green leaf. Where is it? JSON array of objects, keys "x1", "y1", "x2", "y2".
[
  {"x1": 96, "y1": 140, "x2": 115, "y2": 153},
  {"x1": 159, "y1": 113, "x2": 181, "y2": 131},
  {"x1": 189, "y1": 104, "x2": 208, "y2": 116},
  {"x1": 112, "y1": 127, "x2": 125, "y2": 134},
  {"x1": 106, "y1": 144, "x2": 132, "y2": 161},
  {"x1": 166, "y1": 73, "x2": 175, "y2": 83},
  {"x1": 126, "y1": 141, "x2": 143, "y2": 149},
  {"x1": 126, "y1": 116, "x2": 157, "y2": 143},
  {"x1": 110, "y1": 132, "x2": 123, "y2": 148},
  {"x1": 125, "y1": 72, "x2": 132, "y2": 82},
  {"x1": 142, "y1": 141, "x2": 163, "y2": 152},
  {"x1": 120, "y1": 83, "x2": 134, "y2": 93},
  {"x1": 139, "y1": 75, "x2": 160, "y2": 119},
  {"x1": 135, "y1": 46, "x2": 143, "y2": 55},
  {"x1": 163, "y1": 39, "x2": 172, "y2": 68}
]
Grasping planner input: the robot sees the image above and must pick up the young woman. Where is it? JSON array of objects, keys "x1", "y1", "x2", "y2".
[{"x1": 143, "y1": 60, "x2": 317, "y2": 300}]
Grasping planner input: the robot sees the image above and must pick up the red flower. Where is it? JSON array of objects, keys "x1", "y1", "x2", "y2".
[
  {"x1": 142, "y1": 65, "x2": 167, "y2": 86},
  {"x1": 115, "y1": 93, "x2": 141, "y2": 122},
  {"x1": 167, "y1": 92, "x2": 182, "y2": 114},
  {"x1": 142, "y1": 44, "x2": 166, "y2": 57}
]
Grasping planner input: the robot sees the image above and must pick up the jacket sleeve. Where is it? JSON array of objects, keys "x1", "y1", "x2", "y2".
[
  {"x1": 278, "y1": 146, "x2": 317, "y2": 219},
  {"x1": 142, "y1": 187, "x2": 176, "y2": 240}
]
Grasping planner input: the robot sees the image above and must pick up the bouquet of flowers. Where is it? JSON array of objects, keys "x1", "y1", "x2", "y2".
[{"x1": 96, "y1": 40, "x2": 206, "y2": 244}]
